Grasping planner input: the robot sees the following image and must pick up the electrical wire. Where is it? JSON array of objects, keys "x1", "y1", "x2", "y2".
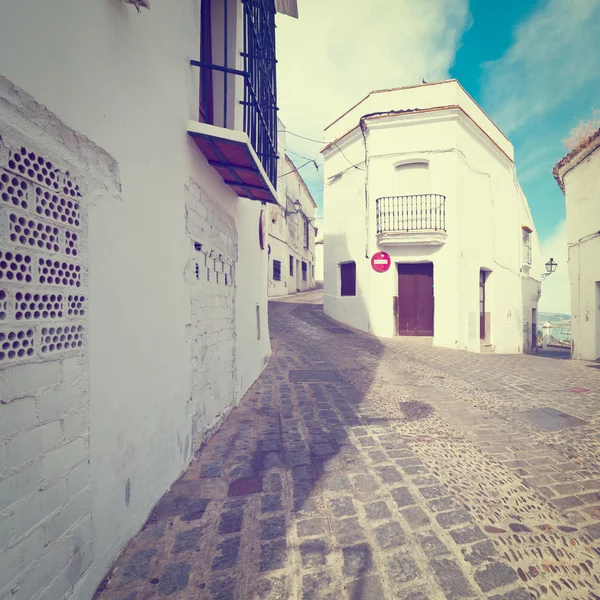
[{"x1": 278, "y1": 159, "x2": 312, "y2": 178}]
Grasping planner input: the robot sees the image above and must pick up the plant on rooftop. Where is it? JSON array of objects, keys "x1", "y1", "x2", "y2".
[{"x1": 562, "y1": 108, "x2": 600, "y2": 151}]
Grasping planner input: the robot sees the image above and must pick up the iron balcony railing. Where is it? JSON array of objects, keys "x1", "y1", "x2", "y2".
[
  {"x1": 376, "y1": 194, "x2": 446, "y2": 234},
  {"x1": 191, "y1": 0, "x2": 278, "y2": 187}
]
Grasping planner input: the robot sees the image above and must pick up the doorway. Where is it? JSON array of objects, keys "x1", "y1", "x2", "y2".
[
  {"x1": 397, "y1": 263, "x2": 434, "y2": 336},
  {"x1": 480, "y1": 270, "x2": 486, "y2": 340},
  {"x1": 532, "y1": 308, "x2": 537, "y2": 351}
]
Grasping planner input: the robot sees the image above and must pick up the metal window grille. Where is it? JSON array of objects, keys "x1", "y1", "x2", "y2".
[
  {"x1": 522, "y1": 230, "x2": 532, "y2": 265},
  {"x1": 301, "y1": 261, "x2": 307, "y2": 281},
  {"x1": 375, "y1": 194, "x2": 446, "y2": 234},
  {"x1": 289, "y1": 255, "x2": 294, "y2": 275},
  {"x1": 303, "y1": 219, "x2": 309, "y2": 249},
  {"x1": 192, "y1": 0, "x2": 278, "y2": 186},
  {"x1": 273, "y1": 259, "x2": 281, "y2": 281},
  {"x1": 340, "y1": 262, "x2": 356, "y2": 297}
]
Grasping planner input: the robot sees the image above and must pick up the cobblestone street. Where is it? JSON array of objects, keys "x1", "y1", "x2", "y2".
[{"x1": 95, "y1": 290, "x2": 600, "y2": 600}]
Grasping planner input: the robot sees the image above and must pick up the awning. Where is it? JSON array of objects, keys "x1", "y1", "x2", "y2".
[
  {"x1": 188, "y1": 121, "x2": 279, "y2": 205},
  {"x1": 275, "y1": 0, "x2": 298, "y2": 18}
]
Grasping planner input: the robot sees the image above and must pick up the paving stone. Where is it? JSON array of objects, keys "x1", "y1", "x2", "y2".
[
  {"x1": 260, "y1": 516, "x2": 287, "y2": 540},
  {"x1": 181, "y1": 498, "x2": 210, "y2": 522},
  {"x1": 352, "y1": 473, "x2": 379, "y2": 493},
  {"x1": 172, "y1": 527, "x2": 202, "y2": 553},
  {"x1": 256, "y1": 576, "x2": 287, "y2": 600},
  {"x1": 395, "y1": 457, "x2": 423, "y2": 467},
  {"x1": 551, "y1": 495, "x2": 584, "y2": 510},
  {"x1": 142, "y1": 522, "x2": 166, "y2": 540},
  {"x1": 260, "y1": 539, "x2": 288, "y2": 572},
  {"x1": 297, "y1": 517, "x2": 325, "y2": 537},
  {"x1": 427, "y1": 496, "x2": 461, "y2": 512},
  {"x1": 218, "y1": 508, "x2": 244, "y2": 534},
  {"x1": 300, "y1": 539, "x2": 327, "y2": 568},
  {"x1": 261, "y1": 494, "x2": 284, "y2": 513},
  {"x1": 374, "y1": 521, "x2": 406, "y2": 549},
  {"x1": 201, "y1": 463, "x2": 222, "y2": 478},
  {"x1": 386, "y1": 550, "x2": 420, "y2": 586},
  {"x1": 450, "y1": 525, "x2": 487, "y2": 545},
  {"x1": 418, "y1": 486, "x2": 447, "y2": 500},
  {"x1": 334, "y1": 517, "x2": 366, "y2": 545},
  {"x1": 343, "y1": 543, "x2": 373, "y2": 578},
  {"x1": 344, "y1": 576, "x2": 385, "y2": 600},
  {"x1": 368, "y1": 451, "x2": 388, "y2": 464},
  {"x1": 375, "y1": 465, "x2": 404, "y2": 484},
  {"x1": 474, "y1": 561, "x2": 519, "y2": 592},
  {"x1": 390, "y1": 486, "x2": 416, "y2": 507},
  {"x1": 264, "y1": 473, "x2": 283, "y2": 493},
  {"x1": 121, "y1": 549, "x2": 156, "y2": 582},
  {"x1": 209, "y1": 575, "x2": 236, "y2": 600},
  {"x1": 212, "y1": 537, "x2": 240, "y2": 570},
  {"x1": 157, "y1": 562, "x2": 190, "y2": 596},
  {"x1": 329, "y1": 496, "x2": 356, "y2": 517},
  {"x1": 294, "y1": 497, "x2": 321, "y2": 517},
  {"x1": 461, "y1": 539, "x2": 497, "y2": 566},
  {"x1": 364, "y1": 501, "x2": 392, "y2": 520},
  {"x1": 322, "y1": 474, "x2": 351, "y2": 492},
  {"x1": 430, "y1": 558, "x2": 473, "y2": 597},
  {"x1": 435, "y1": 508, "x2": 472, "y2": 529},
  {"x1": 488, "y1": 588, "x2": 533, "y2": 600},
  {"x1": 416, "y1": 531, "x2": 449, "y2": 558},
  {"x1": 302, "y1": 572, "x2": 331, "y2": 600},
  {"x1": 400, "y1": 506, "x2": 430, "y2": 529}
]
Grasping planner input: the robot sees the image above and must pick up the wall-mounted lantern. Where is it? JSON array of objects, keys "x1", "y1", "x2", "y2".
[{"x1": 541, "y1": 258, "x2": 557, "y2": 280}]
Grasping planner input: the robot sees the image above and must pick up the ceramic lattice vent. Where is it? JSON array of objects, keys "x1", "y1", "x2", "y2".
[{"x1": 0, "y1": 139, "x2": 86, "y2": 365}]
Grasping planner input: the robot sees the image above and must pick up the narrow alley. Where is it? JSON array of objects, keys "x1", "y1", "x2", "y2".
[{"x1": 95, "y1": 290, "x2": 600, "y2": 600}]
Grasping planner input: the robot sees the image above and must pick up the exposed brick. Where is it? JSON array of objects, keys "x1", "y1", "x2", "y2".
[
  {"x1": 44, "y1": 489, "x2": 90, "y2": 546},
  {"x1": 12, "y1": 480, "x2": 68, "y2": 539},
  {"x1": 41, "y1": 438, "x2": 87, "y2": 484},
  {"x1": 61, "y1": 356, "x2": 83, "y2": 384},
  {"x1": 0, "y1": 396, "x2": 37, "y2": 439},
  {"x1": 0, "y1": 528, "x2": 46, "y2": 593},
  {"x1": 7, "y1": 422, "x2": 61, "y2": 471},
  {"x1": 0, "y1": 462, "x2": 41, "y2": 513},
  {"x1": 38, "y1": 386, "x2": 84, "y2": 421},
  {"x1": 62, "y1": 410, "x2": 88, "y2": 442},
  {"x1": 2, "y1": 361, "x2": 60, "y2": 400}
]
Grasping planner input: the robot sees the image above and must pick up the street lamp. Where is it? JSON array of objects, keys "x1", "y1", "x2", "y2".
[{"x1": 541, "y1": 257, "x2": 557, "y2": 280}]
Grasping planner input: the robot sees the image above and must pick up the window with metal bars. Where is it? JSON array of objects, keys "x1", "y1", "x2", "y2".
[
  {"x1": 302, "y1": 261, "x2": 307, "y2": 281},
  {"x1": 522, "y1": 228, "x2": 532, "y2": 265},
  {"x1": 195, "y1": 0, "x2": 278, "y2": 185},
  {"x1": 303, "y1": 219, "x2": 310, "y2": 249},
  {"x1": 273, "y1": 259, "x2": 281, "y2": 281},
  {"x1": 289, "y1": 255, "x2": 294, "y2": 276},
  {"x1": 340, "y1": 262, "x2": 356, "y2": 296}
]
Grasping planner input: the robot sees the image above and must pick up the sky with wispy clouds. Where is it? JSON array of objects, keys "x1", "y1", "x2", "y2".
[{"x1": 276, "y1": 0, "x2": 600, "y2": 314}]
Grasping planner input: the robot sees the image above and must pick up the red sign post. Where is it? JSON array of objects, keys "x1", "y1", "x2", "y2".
[{"x1": 371, "y1": 251, "x2": 391, "y2": 273}]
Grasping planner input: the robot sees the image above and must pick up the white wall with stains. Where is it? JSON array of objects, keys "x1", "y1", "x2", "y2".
[{"x1": 0, "y1": 1, "x2": 271, "y2": 598}]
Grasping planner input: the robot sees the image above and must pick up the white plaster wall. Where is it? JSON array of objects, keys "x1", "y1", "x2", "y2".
[
  {"x1": 322, "y1": 89, "x2": 541, "y2": 354},
  {"x1": 562, "y1": 143, "x2": 600, "y2": 361},
  {"x1": 0, "y1": 1, "x2": 271, "y2": 598}
]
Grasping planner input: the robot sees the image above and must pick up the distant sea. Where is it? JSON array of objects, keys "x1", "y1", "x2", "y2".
[{"x1": 538, "y1": 312, "x2": 571, "y2": 343}]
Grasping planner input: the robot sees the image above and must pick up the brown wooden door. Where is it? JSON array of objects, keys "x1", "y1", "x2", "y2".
[{"x1": 397, "y1": 263, "x2": 434, "y2": 336}]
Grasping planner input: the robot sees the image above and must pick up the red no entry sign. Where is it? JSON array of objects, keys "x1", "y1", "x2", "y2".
[{"x1": 371, "y1": 251, "x2": 391, "y2": 273}]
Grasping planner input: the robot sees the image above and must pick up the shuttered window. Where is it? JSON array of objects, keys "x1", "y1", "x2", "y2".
[
  {"x1": 340, "y1": 262, "x2": 356, "y2": 296},
  {"x1": 273, "y1": 259, "x2": 281, "y2": 281}
]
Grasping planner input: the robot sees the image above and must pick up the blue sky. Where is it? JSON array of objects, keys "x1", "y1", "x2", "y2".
[{"x1": 276, "y1": 0, "x2": 600, "y2": 313}]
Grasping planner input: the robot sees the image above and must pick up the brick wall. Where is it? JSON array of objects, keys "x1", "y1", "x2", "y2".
[
  {"x1": 0, "y1": 80, "x2": 115, "y2": 600},
  {"x1": 185, "y1": 179, "x2": 237, "y2": 452}
]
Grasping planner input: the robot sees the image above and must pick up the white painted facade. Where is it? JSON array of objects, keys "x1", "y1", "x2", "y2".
[
  {"x1": 322, "y1": 80, "x2": 543, "y2": 354},
  {"x1": 267, "y1": 128, "x2": 318, "y2": 296},
  {"x1": 554, "y1": 131, "x2": 600, "y2": 361},
  {"x1": 0, "y1": 1, "x2": 294, "y2": 598}
]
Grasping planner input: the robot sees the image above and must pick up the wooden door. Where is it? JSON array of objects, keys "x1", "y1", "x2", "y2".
[
  {"x1": 480, "y1": 270, "x2": 486, "y2": 340},
  {"x1": 397, "y1": 263, "x2": 434, "y2": 336}
]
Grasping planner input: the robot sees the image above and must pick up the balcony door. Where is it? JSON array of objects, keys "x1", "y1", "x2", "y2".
[
  {"x1": 199, "y1": 0, "x2": 214, "y2": 124},
  {"x1": 397, "y1": 263, "x2": 434, "y2": 336}
]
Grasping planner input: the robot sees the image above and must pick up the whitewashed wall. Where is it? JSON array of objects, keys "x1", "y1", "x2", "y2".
[
  {"x1": 0, "y1": 1, "x2": 270, "y2": 599},
  {"x1": 559, "y1": 139, "x2": 600, "y2": 361},
  {"x1": 322, "y1": 81, "x2": 542, "y2": 354}
]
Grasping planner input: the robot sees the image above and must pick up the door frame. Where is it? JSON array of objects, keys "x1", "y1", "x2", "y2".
[{"x1": 395, "y1": 262, "x2": 434, "y2": 337}]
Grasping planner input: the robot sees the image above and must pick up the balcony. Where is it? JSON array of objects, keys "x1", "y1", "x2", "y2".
[
  {"x1": 188, "y1": 0, "x2": 279, "y2": 204},
  {"x1": 376, "y1": 194, "x2": 447, "y2": 246}
]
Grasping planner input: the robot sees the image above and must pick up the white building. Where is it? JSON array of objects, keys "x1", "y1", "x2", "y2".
[
  {"x1": 267, "y1": 127, "x2": 318, "y2": 296},
  {"x1": 322, "y1": 80, "x2": 543, "y2": 354},
  {"x1": 0, "y1": 1, "x2": 297, "y2": 598},
  {"x1": 554, "y1": 129, "x2": 600, "y2": 361}
]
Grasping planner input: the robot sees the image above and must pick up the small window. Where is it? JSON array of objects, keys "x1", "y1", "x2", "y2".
[
  {"x1": 289, "y1": 255, "x2": 294, "y2": 276},
  {"x1": 304, "y1": 219, "x2": 310, "y2": 249},
  {"x1": 340, "y1": 262, "x2": 356, "y2": 296},
  {"x1": 302, "y1": 261, "x2": 307, "y2": 281},
  {"x1": 311, "y1": 263, "x2": 314, "y2": 278},
  {"x1": 522, "y1": 227, "x2": 532, "y2": 265},
  {"x1": 273, "y1": 259, "x2": 281, "y2": 281}
]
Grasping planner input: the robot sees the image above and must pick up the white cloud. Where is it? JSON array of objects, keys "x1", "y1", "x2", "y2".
[
  {"x1": 538, "y1": 220, "x2": 571, "y2": 315},
  {"x1": 276, "y1": 0, "x2": 471, "y2": 157},
  {"x1": 481, "y1": 0, "x2": 600, "y2": 135}
]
